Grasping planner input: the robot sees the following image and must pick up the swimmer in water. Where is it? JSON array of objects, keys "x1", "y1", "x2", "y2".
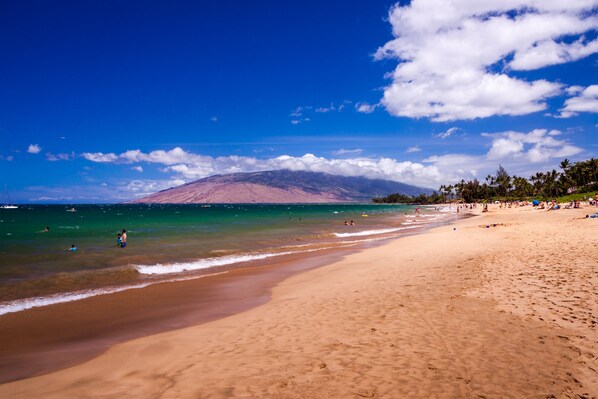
[{"x1": 69, "y1": 244, "x2": 77, "y2": 252}]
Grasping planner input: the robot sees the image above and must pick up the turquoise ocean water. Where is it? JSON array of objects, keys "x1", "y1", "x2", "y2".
[{"x1": 0, "y1": 203, "x2": 453, "y2": 315}]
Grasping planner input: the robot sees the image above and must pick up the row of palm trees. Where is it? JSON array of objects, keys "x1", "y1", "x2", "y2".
[{"x1": 375, "y1": 158, "x2": 597, "y2": 204}]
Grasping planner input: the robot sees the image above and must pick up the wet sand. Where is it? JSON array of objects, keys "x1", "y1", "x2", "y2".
[
  {"x1": 1, "y1": 205, "x2": 596, "y2": 398},
  {"x1": 0, "y1": 249, "x2": 354, "y2": 383}
]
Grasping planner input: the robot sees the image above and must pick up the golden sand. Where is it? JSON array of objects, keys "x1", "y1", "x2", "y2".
[{"x1": 1, "y1": 205, "x2": 596, "y2": 398}]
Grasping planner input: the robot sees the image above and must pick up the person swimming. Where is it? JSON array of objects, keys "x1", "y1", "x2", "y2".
[{"x1": 69, "y1": 244, "x2": 77, "y2": 251}]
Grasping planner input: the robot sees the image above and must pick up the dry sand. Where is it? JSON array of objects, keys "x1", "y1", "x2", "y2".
[{"x1": 1, "y1": 205, "x2": 596, "y2": 398}]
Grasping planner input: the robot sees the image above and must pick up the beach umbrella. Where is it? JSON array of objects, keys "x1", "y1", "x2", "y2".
[{"x1": 532, "y1": 199, "x2": 540, "y2": 206}]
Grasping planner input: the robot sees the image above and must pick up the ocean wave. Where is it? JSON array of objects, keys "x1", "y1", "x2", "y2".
[
  {"x1": 402, "y1": 221, "x2": 427, "y2": 225},
  {"x1": 134, "y1": 252, "x2": 296, "y2": 275},
  {"x1": 333, "y1": 226, "x2": 418, "y2": 238},
  {"x1": 0, "y1": 284, "x2": 150, "y2": 316},
  {"x1": 0, "y1": 272, "x2": 230, "y2": 317}
]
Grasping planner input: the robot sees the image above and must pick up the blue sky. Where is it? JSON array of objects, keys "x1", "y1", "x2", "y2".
[{"x1": 1, "y1": 0, "x2": 597, "y2": 203}]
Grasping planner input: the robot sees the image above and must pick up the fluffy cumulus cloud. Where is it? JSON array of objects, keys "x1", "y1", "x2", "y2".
[
  {"x1": 375, "y1": 0, "x2": 598, "y2": 121},
  {"x1": 558, "y1": 85, "x2": 598, "y2": 117},
  {"x1": 484, "y1": 129, "x2": 583, "y2": 163},
  {"x1": 82, "y1": 152, "x2": 119, "y2": 163},
  {"x1": 27, "y1": 144, "x2": 41, "y2": 154}
]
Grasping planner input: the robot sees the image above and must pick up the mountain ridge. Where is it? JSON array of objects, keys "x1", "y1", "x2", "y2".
[{"x1": 129, "y1": 170, "x2": 433, "y2": 204}]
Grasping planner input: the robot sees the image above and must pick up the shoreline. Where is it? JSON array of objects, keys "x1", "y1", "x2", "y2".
[
  {"x1": 0, "y1": 215, "x2": 452, "y2": 383},
  {"x1": 1, "y1": 205, "x2": 596, "y2": 397},
  {"x1": 0, "y1": 247, "x2": 356, "y2": 383}
]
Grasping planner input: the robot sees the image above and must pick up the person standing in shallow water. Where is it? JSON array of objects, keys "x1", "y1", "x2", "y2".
[{"x1": 121, "y1": 229, "x2": 127, "y2": 248}]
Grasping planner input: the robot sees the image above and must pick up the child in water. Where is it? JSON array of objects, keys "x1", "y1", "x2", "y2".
[{"x1": 117, "y1": 233, "x2": 123, "y2": 247}]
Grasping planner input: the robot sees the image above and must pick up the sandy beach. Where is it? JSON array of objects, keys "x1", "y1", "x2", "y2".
[{"x1": 1, "y1": 205, "x2": 596, "y2": 398}]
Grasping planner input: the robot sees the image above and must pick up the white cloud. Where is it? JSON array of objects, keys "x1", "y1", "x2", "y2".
[
  {"x1": 434, "y1": 127, "x2": 460, "y2": 139},
  {"x1": 46, "y1": 152, "x2": 74, "y2": 161},
  {"x1": 332, "y1": 148, "x2": 364, "y2": 156},
  {"x1": 487, "y1": 138, "x2": 525, "y2": 160},
  {"x1": 131, "y1": 166, "x2": 143, "y2": 172},
  {"x1": 124, "y1": 178, "x2": 186, "y2": 197},
  {"x1": 511, "y1": 37, "x2": 598, "y2": 71},
  {"x1": 316, "y1": 103, "x2": 337, "y2": 113},
  {"x1": 375, "y1": 1, "x2": 598, "y2": 121},
  {"x1": 291, "y1": 101, "x2": 353, "y2": 119},
  {"x1": 355, "y1": 102, "x2": 378, "y2": 113},
  {"x1": 484, "y1": 129, "x2": 583, "y2": 163},
  {"x1": 406, "y1": 146, "x2": 422, "y2": 153},
  {"x1": 290, "y1": 107, "x2": 304, "y2": 117},
  {"x1": 27, "y1": 144, "x2": 41, "y2": 154},
  {"x1": 558, "y1": 85, "x2": 598, "y2": 117},
  {"x1": 80, "y1": 147, "x2": 443, "y2": 187},
  {"x1": 210, "y1": 116, "x2": 218, "y2": 122},
  {"x1": 82, "y1": 152, "x2": 119, "y2": 163},
  {"x1": 79, "y1": 127, "x2": 585, "y2": 191}
]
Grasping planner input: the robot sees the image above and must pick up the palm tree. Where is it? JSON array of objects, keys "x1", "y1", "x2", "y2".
[{"x1": 529, "y1": 172, "x2": 545, "y2": 195}]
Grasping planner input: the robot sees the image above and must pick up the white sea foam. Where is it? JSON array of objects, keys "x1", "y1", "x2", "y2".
[
  {"x1": 403, "y1": 220, "x2": 428, "y2": 225},
  {"x1": 333, "y1": 225, "x2": 418, "y2": 238},
  {"x1": 135, "y1": 252, "x2": 296, "y2": 275},
  {"x1": 0, "y1": 272, "x2": 230, "y2": 317},
  {"x1": 0, "y1": 284, "x2": 153, "y2": 316}
]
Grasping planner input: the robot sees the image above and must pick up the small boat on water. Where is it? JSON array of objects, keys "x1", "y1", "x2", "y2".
[
  {"x1": 66, "y1": 207, "x2": 77, "y2": 212},
  {"x1": 1, "y1": 185, "x2": 18, "y2": 209}
]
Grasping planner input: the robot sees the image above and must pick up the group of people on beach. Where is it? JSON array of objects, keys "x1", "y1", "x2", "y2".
[{"x1": 62, "y1": 228, "x2": 127, "y2": 252}]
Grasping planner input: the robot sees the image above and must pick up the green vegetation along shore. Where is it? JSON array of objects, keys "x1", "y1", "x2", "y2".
[{"x1": 374, "y1": 158, "x2": 598, "y2": 204}]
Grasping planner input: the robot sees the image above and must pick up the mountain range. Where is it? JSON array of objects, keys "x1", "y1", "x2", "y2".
[{"x1": 129, "y1": 170, "x2": 433, "y2": 204}]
